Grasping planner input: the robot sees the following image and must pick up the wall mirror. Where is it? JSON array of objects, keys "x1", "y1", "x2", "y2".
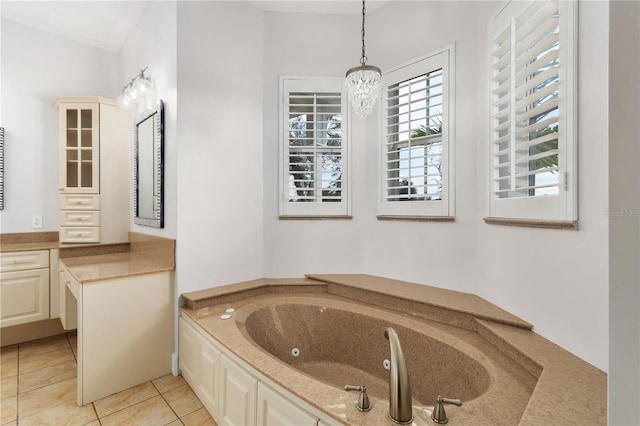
[{"x1": 134, "y1": 100, "x2": 164, "y2": 228}]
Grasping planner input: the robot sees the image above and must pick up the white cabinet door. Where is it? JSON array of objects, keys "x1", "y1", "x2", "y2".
[
  {"x1": 257, "y1": 382, "x2": 318, "y2": 426},
  {"x1": 198, "y1": 335, "x2": 221, "y2": 419},
  {"x1": 219, "y1": 353, "x2": 257, "y2": 426},
  {"x1": 179, "y1": 317, "x2": 200, "y2": 385},
  {"x1": 0, "y1": 269, "x2": 49, "y2": 327}
]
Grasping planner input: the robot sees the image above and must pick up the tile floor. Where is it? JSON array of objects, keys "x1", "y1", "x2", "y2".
[{"x1": 0, "y1": 333, "x2": 217, "y2": 426}]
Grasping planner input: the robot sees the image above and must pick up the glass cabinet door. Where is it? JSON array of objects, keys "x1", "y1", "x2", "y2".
[{"x1": 60, "y1": 103, "x2": 99, "y2": 193}]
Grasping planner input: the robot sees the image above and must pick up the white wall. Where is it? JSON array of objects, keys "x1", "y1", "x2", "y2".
[
  {"x1": 262, "y1": 11, "x2": 368, "y2": 277},
  {"x1": 175, "y1": 1, "x2": 264, "y2": 293},
  {"x1": 362, "y1": 1, "x2": 481, "y2": 293},
  {"x1": 475, "y1": 1, "x2": 610, "y2": 373},
  {"x1": 119, "y1": 1, "x2": 178, "y2": 240},
  {"x1": 261, "y1": 1, "x2": 610, "y2": 372},
  {"x1": 0, "y1": 19, "x2": 119, "y2": 233}
]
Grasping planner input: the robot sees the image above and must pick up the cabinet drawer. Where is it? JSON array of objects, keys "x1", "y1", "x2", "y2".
[
  {"x1": 60, "y1": 227, "x2": 100, "y2": 243},
  {"x1": 60, "y1": 194, "x2": 100, "y2": 210},
  {"x1": 0, "y1": 250, "x2": 49, "y2": 272},
  {"x1": 61, "y1": 210, "x2": 101, "y2": 227}
]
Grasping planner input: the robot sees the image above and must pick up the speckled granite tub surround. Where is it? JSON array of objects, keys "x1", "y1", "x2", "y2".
[{"x1": 181, "y1": 274, "x2": 606, "y2": 426}]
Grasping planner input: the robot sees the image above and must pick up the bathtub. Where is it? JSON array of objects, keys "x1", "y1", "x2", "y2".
[{"x1": 194, "y1": 292, "x2": 538, "y2": 425}]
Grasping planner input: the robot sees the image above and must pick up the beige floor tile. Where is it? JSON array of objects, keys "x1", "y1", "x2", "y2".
[
  {"x1": 0, "y1": 357, "x2": 17, "y2": 380},
  {"x1": 0, "y1": 375, "x2": 17, "y2": 399},
  {"x1": 19, "y1": 347, "x2": 75, "y2": 374},
  {"x1": 0, "y1": 346, "x2": 18, "y2": 364},
  {"x1": 19, "y1": 360, "x2": 77, "y2": 394},
  {"x1": 180, "y1": 407, "x2": 217, "y2": 426},
  {"x1": 165, "y1": 420, "x2": 184, "y2": 426},
  {"x1": 0, "y1": 395, "x2": 17, "y2": 424},
  {"x1": 162, "y1": 384, "x2": 203, "y2": 418},
  {"x1": 19, "y1": 335, "x2": 70, "y2": 357},
  {"x1": 100, "y1": 395, "x2": 178, "y2": 426},
  {"x1": 93, "y1": 381, "x2": 159, "y2": 418},
  {"x1": 83, "y1": 420, "x2": 101, "y2": 426},
  {"x1": 153, "y1": 374, "x2": 187, "y2": 394},
  {"x1": 18, "y1": 399, "x2": 97, "y2": 425},
  {"x1": 17, "y1": 377, "x2": 76, "y2": 417}
]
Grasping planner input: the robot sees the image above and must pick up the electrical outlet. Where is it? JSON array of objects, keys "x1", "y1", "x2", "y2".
[{"x1": 32, "y1": 214, "x2": 43, "y2": 229}]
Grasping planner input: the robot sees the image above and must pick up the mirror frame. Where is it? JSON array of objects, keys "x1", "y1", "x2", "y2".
[{"x1": 133, "y1": 100, "x2": 164, "y2": 228}]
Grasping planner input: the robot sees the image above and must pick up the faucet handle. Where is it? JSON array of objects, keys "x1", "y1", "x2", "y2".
[
  {"x1": 344, "y1": 385, "x2": 372, "y2": 412},
  {"x1": 431, "y1": 395, "x2": 462, "y2": 424}
]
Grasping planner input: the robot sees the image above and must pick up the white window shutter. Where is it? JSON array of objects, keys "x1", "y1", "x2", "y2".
[{"x1": 489, "y1": 0, "x2": 577, "y2": 221}]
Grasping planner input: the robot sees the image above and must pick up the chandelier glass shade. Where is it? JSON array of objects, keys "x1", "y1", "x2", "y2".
[
  {"x1": 345, "y1": 0, "x2": 381, "y2": 119},
  {"x1": 345, "y1": 64, "x2": 382, "y2": 119}
]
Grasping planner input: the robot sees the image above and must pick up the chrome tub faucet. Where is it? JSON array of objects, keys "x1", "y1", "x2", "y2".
[{"x1": 384, "y1": 327, "x2": 413, "y2": 424}]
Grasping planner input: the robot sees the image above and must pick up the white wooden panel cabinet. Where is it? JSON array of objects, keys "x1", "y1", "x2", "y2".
[
  {"x1": 219, "y1": 353, "x2": 257, "y2": 426},
  {"x1": 58, "y1": 265, "x2": 78, "y2": 330},
  {"x1": 55, "y1": 97, "x2": 130, "y2": 244},
  {"x1": 257, "y1": 382, "x2": 318, "y2": 426},
  {"x1": 76, "y1": 271, "x2": 173, "y2": 405},
  {"x1": 0, "y1": 250, "x2": 50, "y2": 328},
  {"x1": 179, "y1": 315, "x2": 334, "y2": 426}
]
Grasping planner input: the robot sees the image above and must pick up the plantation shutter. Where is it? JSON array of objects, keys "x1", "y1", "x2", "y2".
[
  {"x1": 279, "y1": 78, "x2": 350, "y2": 217},
  {"x1": 489, "y1": 0, "x2": 577, "y2": 220},
  {"x1": 379, "y1": 48, "x2": 453, "y2": 218}
]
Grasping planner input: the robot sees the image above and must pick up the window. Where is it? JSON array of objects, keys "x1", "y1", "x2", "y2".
[
  {"x1": 279, "y1": 77, "x2": 350, "y2": 217},
  {"x1": 379, "y1": 47, "x2": 454, "y2": 218},
  {"x1": 489, "y1": 0, "x2": 577, "y2": 222}
]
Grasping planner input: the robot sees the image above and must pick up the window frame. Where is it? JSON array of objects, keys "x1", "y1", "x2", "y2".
[
  {"x1": 278, "y1": 76, "x2": 351, "y2": 218},
  {"x1": 487, "y1": 0, "x2": 578, "y2": 223},
  {"x1": 378, "y1": 46, "x2": 456, "y2": 219}
]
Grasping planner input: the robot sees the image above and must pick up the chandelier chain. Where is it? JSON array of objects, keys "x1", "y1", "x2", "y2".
[{"x1": 360, "y1": 0, "x2": 367, "y2": 66}]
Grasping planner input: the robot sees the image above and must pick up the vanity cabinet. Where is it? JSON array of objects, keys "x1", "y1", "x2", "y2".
[
  {"x1": 66, "y1": 269, "x2": 174, "y2": 405},
  {"x1": 58, "y1": 263, "x2": 78, "y2": 330},
  {"x1": 0, "y1": 249, "x2": 59, "y2": 328},
  {"x1": 0, "y1": 250, "x2": 50, "y2": 327},
  {"x1": 54, "y1": 97, "x2": 130, "y2": 244},
  {"x1": 179, "y1": 315, "x2": 330, "y2": 426}
]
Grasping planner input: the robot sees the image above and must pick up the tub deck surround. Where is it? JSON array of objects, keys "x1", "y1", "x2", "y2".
[{"x1": 180, "y1": 274, "x2": 607, "y2": 425}]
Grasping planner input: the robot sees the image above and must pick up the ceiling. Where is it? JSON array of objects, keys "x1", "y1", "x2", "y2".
[{"x1": 1, "y1": 1, "x2": 391, "y2": 54}]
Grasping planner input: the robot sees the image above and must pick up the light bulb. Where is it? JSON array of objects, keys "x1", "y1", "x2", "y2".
[
  {"x1": 133, "y1": 76, "x2": 152, "y2": 96},
  {"x1": 117, "y1": 94, "x2": 132, "y2": 110}
]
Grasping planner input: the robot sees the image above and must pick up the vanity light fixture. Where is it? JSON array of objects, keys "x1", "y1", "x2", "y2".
[
  {"x1": 344, "y1": 0, "x2": 381, "y2": 119},
  {"x1": 117, "y1": 67, "x2": 152, "y2": 110}
]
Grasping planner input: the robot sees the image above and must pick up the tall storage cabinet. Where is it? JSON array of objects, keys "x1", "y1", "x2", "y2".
[{"x1": 54, "y1": 97, "x2": 131, "y2": 244}]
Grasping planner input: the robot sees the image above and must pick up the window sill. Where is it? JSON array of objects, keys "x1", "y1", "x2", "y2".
[
  {"x1": 279, "y1": 215, "x2": 352, "y2": 221},
  {"x1": 377, "y1": 215, "x2": 455, "y2": 222},
  {"x1": 483, "y1": 217, "x2": 579, "y2": 230}
]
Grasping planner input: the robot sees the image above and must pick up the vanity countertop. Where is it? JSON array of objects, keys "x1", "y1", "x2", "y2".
[
  {"x1": 61, "y1": 252, "x2": 174, "y2": 283},
  {"x1": 0, "y1": 231, "x2": 60, "y2": 252},
  {"x1": 60, "y1": 232, "x2": 175, "y2": 283}
]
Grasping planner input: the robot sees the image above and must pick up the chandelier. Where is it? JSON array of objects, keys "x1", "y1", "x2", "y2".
[{"x1": 345, "y1": 0, "x2": 381, "y2": 119}]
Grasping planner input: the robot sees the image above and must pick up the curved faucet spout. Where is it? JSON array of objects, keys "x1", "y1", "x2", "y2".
[{"x1": 384, "y1": 327, "x2": 413, "y2": 424}]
